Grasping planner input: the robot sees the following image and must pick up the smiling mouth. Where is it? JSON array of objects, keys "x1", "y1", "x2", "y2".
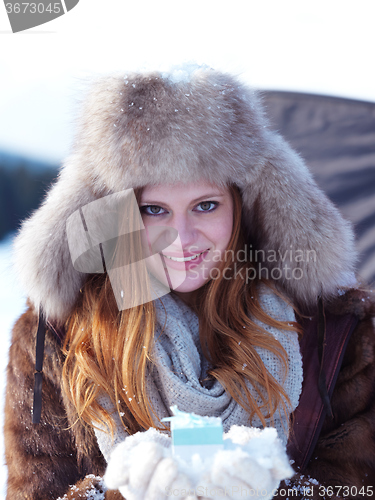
[{"x1": 163, "y1": 250, "x2": 208, "y2": 262}]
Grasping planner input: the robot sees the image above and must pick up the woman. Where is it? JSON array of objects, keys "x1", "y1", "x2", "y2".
[{"x1": 4, "y1": 66, "x2": 375, "y2": 499}]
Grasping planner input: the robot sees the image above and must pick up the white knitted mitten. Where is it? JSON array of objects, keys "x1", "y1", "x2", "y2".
[
  {"x1": 200, "y1": 425, "x2": 294, "y2": 500},
  {"x1": 104, "y1": 428, "x2": 196, "y2": 500}
]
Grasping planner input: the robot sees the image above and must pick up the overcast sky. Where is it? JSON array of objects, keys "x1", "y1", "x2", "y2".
[{"x1": 0, "y1": 0, "x2": 374, "y2": 164}]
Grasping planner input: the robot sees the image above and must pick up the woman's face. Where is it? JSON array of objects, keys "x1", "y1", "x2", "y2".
[{"x1": 139, "y1": 180, "x2": 234, "y2": 298}]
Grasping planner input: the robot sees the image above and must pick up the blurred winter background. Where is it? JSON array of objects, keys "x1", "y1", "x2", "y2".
[{"x1": 1, "y1": 0, "x2": 375, "y2": 497}]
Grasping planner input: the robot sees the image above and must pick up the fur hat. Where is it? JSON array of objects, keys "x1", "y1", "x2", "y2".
[{"x1": 13, "y1": 65, "x2": 357, "y2": 323}]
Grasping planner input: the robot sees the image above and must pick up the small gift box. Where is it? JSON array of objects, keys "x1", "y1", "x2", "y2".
[{"x1": 163, "y1": 406, "x2": 223, "y2": 462}]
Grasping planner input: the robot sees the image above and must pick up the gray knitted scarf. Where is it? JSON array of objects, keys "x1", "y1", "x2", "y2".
[{"x1": 95, "y1": 284, "x2": 303, "y2": 461}]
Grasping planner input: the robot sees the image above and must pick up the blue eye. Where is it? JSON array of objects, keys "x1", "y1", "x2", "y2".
[
  {"x1": 140, "y1": 205, "x2": 166, "y2": 216},
  {"x1": 196, "y1": 201, "x2": 218, "y2": 212},
  {"x1": 140, "y1": 201, "x2": 218, "y2": 216}
]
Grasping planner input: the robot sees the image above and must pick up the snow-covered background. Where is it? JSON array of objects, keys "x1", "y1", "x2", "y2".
[
  {"x1": 1, "y1": 0, "x2": 375, "y2": 497},
  {"x1": 0, "y1": 235, "x2": 26, "y2": 499}
]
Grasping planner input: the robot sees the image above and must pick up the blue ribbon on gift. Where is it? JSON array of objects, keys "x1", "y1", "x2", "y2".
[
  {"x1": 162, "y1": 406, "x2": 223, "y2": 446},
  {"x1": 173, "y1": 427, "x2": 223, "y2": 446}
]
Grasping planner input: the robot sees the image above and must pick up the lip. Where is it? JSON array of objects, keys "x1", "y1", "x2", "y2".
[
  {"x1": 161, "y1": 249, "x2": 210, "y2": 270},
  {"x1": 163, "y1": 250, "x2": 208, "y2": 259}
]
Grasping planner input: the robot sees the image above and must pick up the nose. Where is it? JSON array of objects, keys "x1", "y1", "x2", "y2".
[{"x1": 166, "y1": 213, "x2": 198, "y2": 250}]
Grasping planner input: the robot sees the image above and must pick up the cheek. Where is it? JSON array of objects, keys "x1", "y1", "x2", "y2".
[
  {"x1": 205, "y1": 212, "x2": 233, "y2": 250},
  {"x1": 221, "y1": 209, "x2": 234, "y2": 241},
  {"x1": 223, "y1": 213, "x2": 234, "y2": 243},
  {"x1": 140, "y1": 219, "x2": 179, "y2": 255}
]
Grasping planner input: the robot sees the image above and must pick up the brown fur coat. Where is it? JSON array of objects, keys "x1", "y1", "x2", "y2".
[{"x1": 4, "y1": 288, "x2": 375, "y2": 499}]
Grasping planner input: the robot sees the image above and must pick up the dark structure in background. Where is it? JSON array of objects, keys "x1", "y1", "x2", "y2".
[
  {"x1": 1, "y1": 92, "x2": 374, "y2": 284},
  {"x1": 0, "y1": 152, "x2": 58, "y2": 240},
  {"x1": 263, "y1": 91, "x2": 375, "y2": 287}
]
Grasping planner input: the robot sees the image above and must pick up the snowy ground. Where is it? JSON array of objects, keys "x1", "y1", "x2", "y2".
[{"x1": 0, "y1": 234, "x2": 27, "y2": 499}]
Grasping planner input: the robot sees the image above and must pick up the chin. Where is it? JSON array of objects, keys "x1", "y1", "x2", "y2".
[{"x1": 171, "y1": 276, "x2": 207, "y2": 294}]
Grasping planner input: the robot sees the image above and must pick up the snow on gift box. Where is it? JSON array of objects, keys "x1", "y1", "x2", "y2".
[
  {"x1": 163, "y1": 406, "x2": 224, "y2": 462},
  {"x1": 104, "y1": 407, "x2": 294, "y2": 500}
]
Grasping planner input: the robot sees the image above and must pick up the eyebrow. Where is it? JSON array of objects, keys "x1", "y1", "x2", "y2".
[{"x1": 140, "y1": 192, "x2": 226, "y2": 206}]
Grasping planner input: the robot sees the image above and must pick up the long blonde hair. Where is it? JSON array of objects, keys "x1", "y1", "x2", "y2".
[{"x1": 62, "y1": 184, "x2": 301, "y2": 434}]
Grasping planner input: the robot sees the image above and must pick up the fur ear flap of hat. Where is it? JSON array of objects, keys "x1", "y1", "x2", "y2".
[{"x1": 13, "y1": 66, "x2": 357, "y2": 323}]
